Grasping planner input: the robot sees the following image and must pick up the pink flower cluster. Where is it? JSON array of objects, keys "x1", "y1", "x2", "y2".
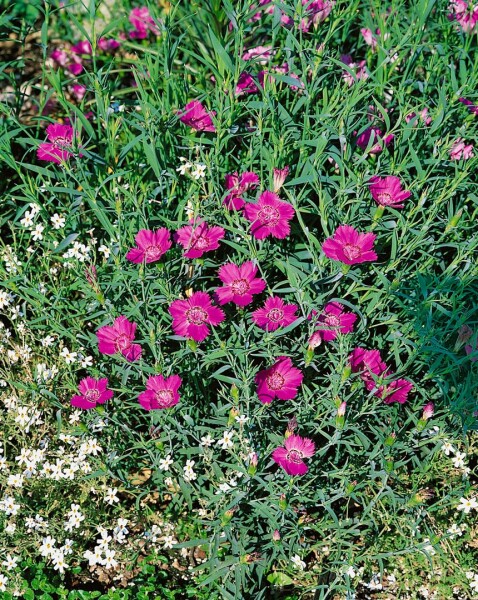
[
  {"x1": 448, "y1": 0, "x2": 478, "y2": 33},
  {"x1": 350, "y1": 347, "x2": 413, "y2": 404}
]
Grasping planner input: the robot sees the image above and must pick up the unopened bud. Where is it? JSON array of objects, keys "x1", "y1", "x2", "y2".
[
  {"x1": 272, "y1": 529, "x2": 281, "y2": 542},
  {"x1": 231, "y1": 384, "x2": 239, "y2": 402},
  {"x1": 285, "y1": 416, "x2": 297, "y2": 438},
  {"x1": 273, "y1": 166, "x2": 289, "y2": 193},
  {"x1": 337, "y1": 401, "x2": 347, "y2": 417},
  {"x1": 308, "y1": 331, "x2": 322, "y2": 350},
  {"x1": 422, "y1": 402, "x2": 434, "y2": 421},
  {"x1": 221, "y1": 509, "x2": 235, "y2": 526},
  {"x1": 228, "y1": 407, "x2": 239, "y2": 427},
  {"x1": 279, "y1": 494, "x2": 287, "y2": 510},
  {"x1": 384, "y1": 432, "x2": 396, "y2": 447}
]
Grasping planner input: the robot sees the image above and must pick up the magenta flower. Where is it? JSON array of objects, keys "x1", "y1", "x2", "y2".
[
  {"x1": 314, "y1": 302, "x2": 357, "y2": 342},
  {"x1": 243, "y1": 190, "x2": 295, "y2": 240},
  {"x1": 174, "y1": 220, "x2": 225, "y2": 258},
  {"x1": 70, "y1": 377, "x2": 113, "y2": 410},
  {"x1": 361, "y1": 27, "x2": 378, "y2": 49},
  {"x1": 215, "y1": 261, "x2": 266, "y2": 307},
  {"x1": 272, "y1": 435, "x2": 315, "y2": 476},
  {"x1": 368, "y1": 176, "x2": 411, "y2": 209},
  {"x1": 350, "y1": 347, "x2": 389, "y2": 377},
  {"x1": 448, "y1": 0, "x2": 478, "y2": 33},
  {"x1": 51, "y1": 49, "x2": 69, "y2": 67},
  {"x1": 350, "y1": 347, "x2": 413, "y2": 404},
  {"x1": 224, "y1": 171, "x2": 260, "y2": 210},
  {"x1": 322, "y1": 225, "x2": 377, "y2": 265},
  {"x1": 96, "y1": 316, "x2": 142, "y2": 362},
  {"x1": 242, "y1": 45, "x2": 274, "y2": 63},
  {"x1": 71, "y1": 40, "x2": 92, "y2": 55},
  {"x1": 138, "y1": 374, "x2": 182, "y2": 410},
  {"x1": 255, "y1": 357, "x2": 303, "y2": 404},
  {"x1": 459, "y1": 97, "x2": 478, "y2": 115},
  {"x1": 356, "y1": 126, "x2": 394, "y2": 154},
  {"x1": 450, "y1": 138, "x2": 474, "y2": 160},
  {"x1": 129, "y1": 6, "x2": 160, "y2": 38},
  {"x1": 340, "y1": 54, "x2": 368, "y2": 86},
  {"x1": 98, "y1": 38, "x2": 121, "y2": 52},
  {"x1": 37, "y1": 123, "x2": 78, "y2": 164},
  {"x1": 422, "y1": 402, "x2": 435, "y2": 420},
  {"x1": 465, "y1": 340, "x2": 478, "y2": 362},
  {"x1": 252, "y1": 296, "x2": 298, "y2": 331},
  {"x1": 126, "y1": 229, "x2": 171, "y2": 264},
  {"x1": 169, "y1": 291, "x2": 225, "y2": 342},
  {"x1": 178, "y1": 100, "x2": 216, "y2": 132},
  {"x1": 235, "y1": 72, "x2": 259, "y2": 96},
  {"x1": 405, "y1": 108, "x2": 432, "y2": 126},
  {"x1": 70, "y1": 84, "x2": 86, "y2": 102},
  {"x1": 381, "y1": 379, "x2": 414, "y2": 404}
]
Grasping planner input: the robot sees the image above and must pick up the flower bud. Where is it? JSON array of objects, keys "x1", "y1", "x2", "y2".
[
  {"x1": 308, "y1": 331, "x2": 322, "y2": 350},
  {"x1": 337, "y1": 401, "x2": 347, "y2": 417},
  {"x1": 422, "y1": 402, "x2": 434, "y2": 421},
  {"x1": 384, "y1": 432, "x2": 396, "y2": 447},
  {"x1": 221, "y1": 509, "x2": 235, "y2": 526},
  {"x1": 228, "y1": 407, "x2": 239, "y2": 427},
  {"x1": 272, "y1": 529, "x2": 281, "y2": 542},
  {"x1": 273, "y1": 166, "x2": 289, "y2": 193},
  {"x1": 231, "y1": 384, "x2": 239, "y2": 402},
  {"x1": 285, "y1": 416, "x2": 297, "y2": 438}
]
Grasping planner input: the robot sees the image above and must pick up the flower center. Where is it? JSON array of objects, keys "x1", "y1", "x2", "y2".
[
  {"x1": 376, "y1": 192, "x2": 392, "y2": 205},
  {"x1": 266, "y1": 371, "x2": 285, "y2": 390},
  {"x1": 194, "y1": 235, "x2": 209, "y2": 250},
  {"x1": 342, "y1": 244, "x2": 361, "y2": 260},
  {"x1": 144, "y1": 245, "x2": 162, "y2": 260},
  {"x1": 286, "y1": 449, "x2": 303, "y2": 463},
  {"x1": 266, "y1": 308, "x2": 284, "y2": 322},
  {"x1": 258, "y1": 205, "x2": 280, "y2": 225},
  {"x1": 186, "y1": 307, "x2": 208, "y2": 325},
  {"x1": 154, "y1": 389, "x2": 174, "y2": 406},
  {"x1": 231, "y1": 279, "x2": 250, "y2": 295},
  {"x1": 324, "y1": 314, "x2": 340, "y2": 327},
  {"x1": 84, "y1": 389, "x2": 100, "y2": 403},
  {"x1": 114, "y1": 334, "x2": 132, "y2": 352},
  {"x1": 53, "y1": 136, "x2": 72, "y2": 149}
]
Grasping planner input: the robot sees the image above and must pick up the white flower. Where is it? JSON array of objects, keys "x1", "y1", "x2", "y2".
[
  {"x1": 98, "y1": 244, "x2": 111, "y2": 258},
  {"x1": 291, "y1": 554, "x2": 306, "y2": 570},
  {"x1": 235, "y1": 415, "x2": 248, "y2": 425},
  {"x1": 52, "y1": 550, "x2": 68, "y2": 573},
  {"x1": 452, "y1": 451, "x2": 466, "y2": 468},
  {"x1": 200, "y1": 434, "x2": 214, "y2": 447},
  {"x1": 51, "y1": 214, "x2": 66, "y2": 229},
  {"x1": 0, "y1": 290, "x2": 13, "y2": 309},
  {"x1": 0, "y1": 496, "x2": 20, "y2": 516},
  {"x1": 345, "y1": 566, "x2": 356, "y2": 578},
  {"x1": 163, "y1": 535, "x2": 176, "y2": 549},
  {"x1": 191, "y1": 163, "x2": 206, "y2": 179},
  {"x1": 422, "y1": 538, "x2": 436, "y2": 556},
  {"x1": 80, "y1": 355, "x2": 93, "y2": 368},
  {"x1": 39, "y1": 536, "x2": 56, "y2": 558},
  {"x1": 7, "y1": 474, "x2": 23, "y2": 488},
  {"x1": 20, "y1": 211, "x2": 35, "y2": 228},
  {"x1": 456, "y1": 496, "x2": 478, "y2": 514},
  {"x1": 42, "y1": 335, "x2": 55, "y2": 347},
  {"x1": 447, "y1": 523, "x2": 463, "y2": 537},
  {"x1": 103, "y1": 549, "x2": 118, "y2": 569},
  {"x1": 183, "y1": 460, "x2": 197, "y2": 482},
  {"x1": 31, "y1": 224, "x2": 45, "y2": 241},
  {"x1": 2, "y1": 554, "x2": 18, "y2": 571},
  {"x1": 60, "y1": 346, "x2": 77, "y2": 364},
  {"x1": 0, "y1": 574, "x2": 7, "y2": 592},
  {"x1": 217, "y1": 430, "x2": 234, "y2": 450},
  {"x1": 159, "y1": 455, "x2": 173, "y2": 471},
  {"x1": 104, "y1": 488, "x2": 119, "y2": 505},
  {"x1": 441, "y1": 441, "x2": 455, "y2": 456}
]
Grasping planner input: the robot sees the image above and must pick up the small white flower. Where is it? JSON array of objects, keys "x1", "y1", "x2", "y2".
[
  {"x1": 104, "y1": 488, "x2": 119, "y2": 505},
  {"x1": 163, "y1": 535, "x2": 176, "y2": 549},
  {"x1": 98, "y1": 244, "x2": 111, "y2": 258},
  {"x1": 345, "y1": 566, "x2": 356, "y2": 578},
  {"x1": 447, "y1": 523, "x2": 463, "y2": 537},
  {"x1": 102, "y1": 549, "x2": 118, "y2": 569},
  {"x1": 0, "y1": 574, "x2": 7, "y2": 592},
  {"x1": 60, "y1": 346, "x2": 77, "y2": 364},
  {"x1": 235, "y1": 414, "x2": 248, "y2": 425},
  {"x1": 291, "y1": 554, "x2": 306, "y2": 571},
  {"x1": 20, "y1": 211, "x2": 35, "y2": 228},
  {"x1": 441, "y1": 441, "x2": 455, "y2": 456},
  {"x1": 200, "y1": 434, "x2": 214, "y2": 447},
  {"x1": 31, "y1": 224, "x2": 45, "y2": 241},
  {"x1": 51, "y1": 214, "x2": 66, "y2": 229},
  {"x1": 2, "y1": 554, "x2": 19, "y2": 571},
  {"x1": 456, "y1": 496, "x2": 478, "y2": 514},
  {"x1": 191, "y1": 163, "x2": 206, "y2": 179},
  {"x1": 217, "y1": 430, "x2": 234, "y2": 450},
  {"x1": 159, "y1": 455, "x2": 173, "y2": 471},
  {"x1": 80, "y1": 355, "x2": 93, "y2": 368},
  {"x1": 452, "y1": 451, "x2": 466, "y2": 468},
  {"x1": 42, "y1": 335, "x2": 55, "y2": 347},
  {"x1": 39, "y1": 536, "x2": 56, "y2": 558}
]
